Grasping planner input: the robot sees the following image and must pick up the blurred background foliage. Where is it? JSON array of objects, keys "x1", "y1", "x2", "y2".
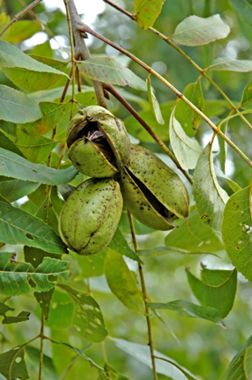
[{"x1": 0, "y1": 0, "x2": 251, "y2": 379}]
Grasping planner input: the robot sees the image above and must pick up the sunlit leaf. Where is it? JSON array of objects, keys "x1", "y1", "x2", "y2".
[
  {"x1": 222, "y1": 185, "x2": 252, "y2": 281},
  {"x1": 134, "y1": 0, "x2": 166, "y2": 29},
  {"x1": 169, "y1": 110, "x2": 202, "y2": 170},
  {"x1": 80, "y1": 56, "x2": 145, "y2": 90},
  {"x1": 2, "y1": 20, "x2": 41, "y2": 43},
  {"x1": 172, "y1": 14, "x2": 230, "y2": 46},
  {"x1": 105, "y1": 249, "x2": 144, "y2": 313},
  {"x1": 224, "y1": 336, "x2": 252, "y2": 380},
  {"x1": 147, "y1": 75, "x2": 164, "y2": 125},
  {"x1": 59, "y1": 284, "x2": 108, "y2": 342},
  {"x1": 165, "y1": 211, "x2": 223, "y2": 253},
  {"x1": 112, "y1": 338, "x2": 199, "y2": 380},
  {"x1": 0, "y1": 202, "x2": 66, "y2": 254},
  {"x1": 186, "y1": 268, "x2": 237, "y2": 318},
  {"x1": 0, "y1": 85, "x2": 41, "y2": 123},
  {"x1": 193, "y1": 144, "x2": 229, "y2": 231},
  {"x1": 0, "y1": 147, "x2": 77, "y2": 185},
  {"x1": 0, "y1": 41, "x2": 68, "y2": 91},
  {"x1": 209, "y1": 58, "x2": 252, "y2": 72},
  {"x1": 46, "y1": 290, "x2": 74, "y2": 328}
]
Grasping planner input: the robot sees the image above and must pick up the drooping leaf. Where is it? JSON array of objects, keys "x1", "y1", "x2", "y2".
[
  {"x1": 149, "y1": 300, "x2": 221, "y2": 322},
  {"x1": 186, "y1": 268, "x2": 237, "y2": 318},
  {"x1": 59, "y1": 284, "x2": 108, "y2": 343},
  {"x1": 209, "y1": 58, "x2": 252, "y2": 72},
  {"x1": 0, "y1": 348, "x2": 28, "y2": 380},
  {"x1": 0, "y1": 40, "x2": 68, "y2": 91},
  {"x1": 34, "y1": 289, "x2": 54, "y2": 320},
  {"x1": 193, "y1": 144, "x2": 229, "y2": 231},
  {"x1": 169, "y1": 111, "x2": 202, "y2": 170},
  {"x1": 25, "y1": 346, "x2": 58, "y2": 380},
  {"x1": 105, "y1": 249, "x2": 144, "y2": 313},
  {"x1": 79, "y1": 56, "x2": 146, "y2": 91},
  {"x1": 0, "y1": 255, "x2": 68, "y2": 295},
  {"x1": 0, "y1": 202, "x2": 66, "y2": 254},
  {"x1": 46, "y1": 290, "x2": 74, "y2": 328},
  {"x1": 224, "y1": 336, "x2": 252, "y2": 380},
  {"x1": 147, "y1": 75, "x2": 164, "y2": 124},
  {"x1": 172, "y1": 14, "x2": 230, "y2": 46},
  {"x1": 175, "y1": 80, "x2": 205, "y2": 136},
  {"x1": 109, "y1": 228, "x2": 139, "y2": 262},
  {"x1": 0, "y1": 85, "x2": 41, "y2": 123},
  {"x1": 222, "y1": 185, "x2": 252, "y2": 281},
  {"x1": 165, "y1": 211, "x2": 223, "y2": 253},
  {"x1": 0, "y1": 147, "x2": 77, "y2": 185},
  {"x1": 112, "y1": 338, "x2": 199, "y2": 380},
  {"x1": 0, "y1": 179, "x2": 39, "y2": 202},
  {"x1": 2, "y1": 311, "x2": 30, "y2": 324},
  {"x1": 134, "y1": 0, "x2": 166, "y2": 29}
]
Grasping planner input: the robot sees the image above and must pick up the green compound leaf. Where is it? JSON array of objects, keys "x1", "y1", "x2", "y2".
[
  {"x1": 186, "y1": 268, "x2": 237, "y2": 318},
  {"x1": 222, "y1": 185, "x2": 252, "y2": 281},
  {"x1": 0, "y1": 347, "x2": 28, "y2": 380},
  {"x1": 105, "y1": 249, "x2": 144, "y2": 313},
  {"x1": 0, "y1": 148, "x2": 77, "y2": 185},
  {"x1": 0, "y1": 85, "x2": 42, "y2": 123},
  {"x1": 193, "y1": 144, "x2": 229, "y2": 231},
  {"x1": 0, "y1": 202, "x2": 66, "y2": 254},
  {"x1": 172, "y1": 14, "x2": 230, "y2": 46},
  {"x1": 209, "y1": 58, "x2": 252, "y2": 72},
  {"x1": 0, "y1": 255, "x2": 68, "y2": 295},
  {"x1": 134, "y1": 0, "x2": 166, "y2": 29}
]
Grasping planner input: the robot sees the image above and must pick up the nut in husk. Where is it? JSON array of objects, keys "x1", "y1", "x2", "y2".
[
  {"x1": 120, "y1": 144, "x2": 189, "y2": 230},
  {"x1": 59, "y1": 178, "x2": 123, "y2": 255},
  {"x1": 67, "y1": 106, "x2": 130, "y2": 177}
]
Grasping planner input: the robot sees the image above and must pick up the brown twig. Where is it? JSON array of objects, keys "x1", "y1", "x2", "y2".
[
  {"x1": 0, "y1": 0, "x2": 42, "y2": 37},
  {"x1": 127, "y1": 211, "x2": 158, "y2": 380},
  {"x1": 77, "y1": 22, "x2": 252, "y2": 167},
  {"x1": 67, "y1": 0, "x2": 107, "y2": 108},
  {"x1": 103, "y1": 0, "x2": 252, "y2": 132},
  {"x1": 105, "y1": 84, "x2": 192, "y2": 183}
]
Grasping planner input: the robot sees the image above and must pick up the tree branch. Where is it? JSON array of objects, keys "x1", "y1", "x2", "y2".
[{"x1": 77, "y1": 22, "x2": 252, "y2": 168}]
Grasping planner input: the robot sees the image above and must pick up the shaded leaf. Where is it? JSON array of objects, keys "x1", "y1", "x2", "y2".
[
  {"x1": 147, "y1": 75, "x2": 164, "y2": 124},
  {"x1": 0, "y1": 202, "x2": 66, "y2": 254},
  {"x1": 0, "y1": 256, "x2": 68, "y2": 295},
  {"x1": 169, "y1": 111, "x2": 202, "y2": 170},
  {"x1": 2, "y1": 311, "x2": 30, "y2": 324},
  {"x1": 34, "y1": 289, "x2": 54, "y2": 320},
  {"x1": 165, "y1": 211, "x2": 223, "y2": 253},
  {"x1": 25, "y1": 346, "x2": 58, "y2": 380},
  {"x1": 0, "y1": 147, "x2": 77, "y2": 185},
  {"x1": 109, "y1": 228, "x2": 139, "y2": 262},
  {"x1": 0, "y1": 41, "x2": 68, "y2": 91},
  {"x1": 46, "y1": 290, "x2": 74, "y2": 328},
  {"x1": 186, "y1": 268, "x2": 237, "y2": 318},
  {"x1": 222, "y1": 185, "x2": 252, "y2": 281},
  {"x1": 175, "y1": 81, "x2": 205, "y2": 136},
  {"x1": 149, "y1": 300, "x2": 221, "y2": 322},
  {"x1": 209, "y1": 58, "x2": 252, "y2": 72},
  {"x1": 193, "y1": 144, "x2": 229, "y2": 231},
  {"x1": 0, "y1": 85, "x2": 41, "y2": 123},
  {"x1": 0, "y1": 179, "x2": 39, "y2": 202},
  {"x1": 134, "y1": 0, "x2": 166, "y2": 29},
  {"x1": 80, "y1": 56, "x2": 145, "y2": 91},
  {"x1": 172, "y1": 14, "x2": 230, "y2": 46},
  {"x1": 59, "y1": 284, "x2": 108, "y2": 342},
  {"x1": 230, "y1": 0, "x2": 252, "y2": 25},
  {"x1": 0, "y1": 348, "x2": 28, "y2": 380},
  {"x1": 241, "y1": 80, "x2": 252, "y2": 108},
  {"x1": 112, "y1": 338, "x2": 199, "y2": 380},
  {"x1": 224, "y1": 336, "x2": 252, "y2": 380},
  {"x1": 105, "y1": 249, "x2": 144, "y2": 313}
]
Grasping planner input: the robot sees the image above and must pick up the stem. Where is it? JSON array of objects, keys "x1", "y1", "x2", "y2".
[
  {"x1": 103, "y1": 0, "x2": 252, "y2": 131},
  {"x1": 38, "y1": 315, "x2": 45, "y2": 380},
  {"x1": 105, "y1": 84, "x2": 192, "y2": 183},
  {"x1": 77, "y1": 23, "x2": 252, "y2": 167},
  {"x1": 127, "y1": 211, "x2": 158, "y2": 380},
  {"x1": 67, "y1": 0, "x2": 107, "y2": 108},
  {"x1": 0, "y1": 0, "x2": 42, "y2": 36},
  {"x1": 64, "y1": 0, "x2": 76, "y2": 108}
]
